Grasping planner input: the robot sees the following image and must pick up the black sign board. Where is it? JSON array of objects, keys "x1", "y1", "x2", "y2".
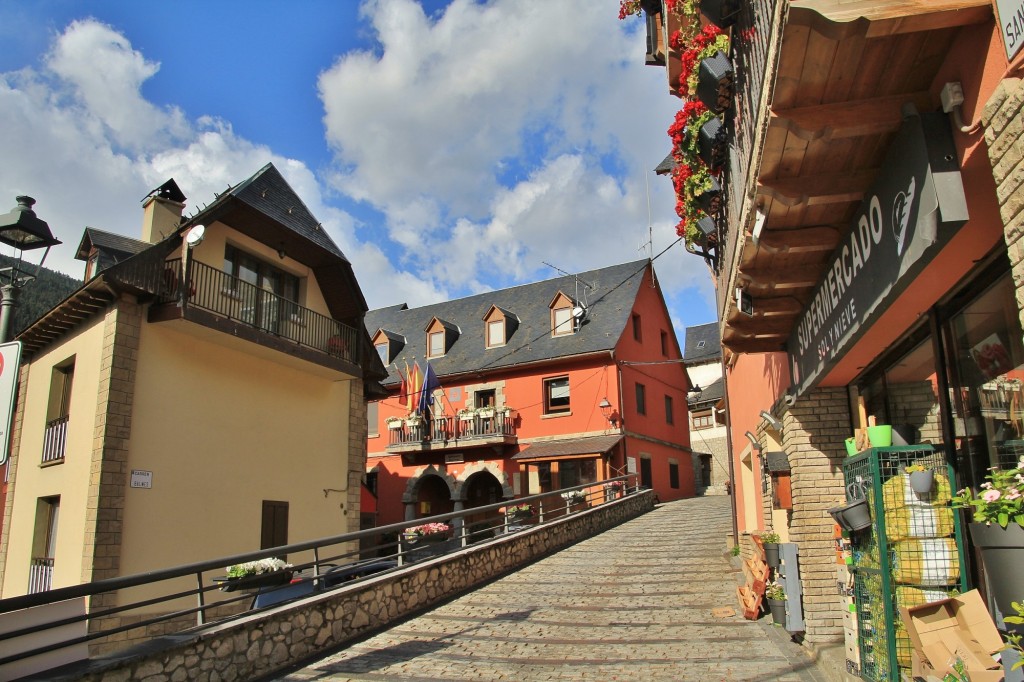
[{"x1": 787, "y1": 112, "x2": 968, "y2": 395}]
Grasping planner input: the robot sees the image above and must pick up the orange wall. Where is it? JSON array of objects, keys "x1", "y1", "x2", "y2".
[
  {"x1": 820, "y1": 20, "x2": 1009, "y2": 388},
  {"x1": 727, "y1": 351, "x2": 791, "y2": 534}
]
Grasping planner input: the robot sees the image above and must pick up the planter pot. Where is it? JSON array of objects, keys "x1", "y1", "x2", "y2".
[
  {"x1": 477, "y1": 408, "x2": 495, "y2": 418},
  {"x1": 696, "y1": 51, "x2": 734, "y2": 114},
  {"x1": 844, "y1": 437, "x2": 858, "y2": 457},
  {"x1": 866, "y1": 424, "x2": 892, "y2": 448},
  {"x1": 695, "y1": 175, "x2": 723, "y2": 215},
  {"x1": 698, "y1": 117, "x2": 728, "y2": 170},
  {"x1": 220, "y1": 570, "x2": 293, "y2": 593},
  {"x1": 763, "y1": 543, "x2": 781, "y2": 569},
  {"x1": 908, "y1": 470, "x2": 934, "y2": 495},
  {"x1": 506, "y1": 513, "x2": 531, "y2": 524},
  {"x1": 892, "y1": 424, "x2": 919, "y2": 445},
  {"x1": 700, "y1": 0, "x2": 741, "y2": 28},
  {"x1": 828, "y1": 482, "x2": 872, "y2": 532},
  {"x1": 766, "y1": 597, "x2": 787, "y2": 625},
  {"x1": 969, "y1": 522, "x2": 1024, "y2": 629}
]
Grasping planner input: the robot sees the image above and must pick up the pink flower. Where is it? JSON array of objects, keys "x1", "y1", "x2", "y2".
[
  {"x1": 980, "y1": 482, "x2": 993, "y2": 489},
  {"x1": 981, "y1": 489, "x2": 1002, "y2": 503},
  {"x1": 1007, "y1": 488, "x2": 1021, "y2": 500}
]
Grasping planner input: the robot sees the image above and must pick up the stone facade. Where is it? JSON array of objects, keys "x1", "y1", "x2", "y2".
[
  {"x1": 983, "y1": 78, "x2": 1024, "y2": 329},
  {"x1": 42, "y1": 493, "x2": 655, "y2": 682},
  {"x1": 781, "y1": 387, "x2": 850, "y2": 644}
]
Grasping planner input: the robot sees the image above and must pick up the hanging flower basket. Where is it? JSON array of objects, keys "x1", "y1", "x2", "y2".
[
  {"x1": 696, "y1": 50, "x2": 734, "y2": 114},
  {"x1": 694, "y1": 175, "x2": 723, "y2": 215},
  {"x1": 697, "y1": 116, "x2": 728, "y2": 170},
  {"x1": 692, "y1": 215, "x2": 717, "y2": 249},
  {"x1": 700, "y1": 0, "x2": 741, "y2": 28}
]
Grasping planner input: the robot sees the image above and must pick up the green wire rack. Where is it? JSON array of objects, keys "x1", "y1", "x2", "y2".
[{"x1": 843, "y1": 446, "x2": 968, "y2": 682}]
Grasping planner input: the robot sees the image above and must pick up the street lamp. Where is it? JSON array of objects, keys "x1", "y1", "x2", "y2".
[
  {"x1": 687, "y1": 384, "x2": 703, "y2": 403},
  {"x1": 599, "y1": 397, "x2": 620, "y2": 429},
  {"x1": 0, "y1": 196, "x2": 62, "y2": 342}
]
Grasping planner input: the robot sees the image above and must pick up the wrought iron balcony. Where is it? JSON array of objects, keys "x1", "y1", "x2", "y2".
[
  {"x1": 28, "y1": 557, "x2": 54, "y2": 594},
  {"x1": 386, "y1": 412, "x2": 517, "y2": 452},
  {"x1": 111, "y1": 255, "x2": 359, "y2": 369}
]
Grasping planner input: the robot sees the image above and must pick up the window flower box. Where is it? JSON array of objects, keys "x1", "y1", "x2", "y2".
[
  {"x1": 698, "y1": 116, "x2": 728, "y2": 170},
  {"x1": 219, "y1": 558, "x2": 293, "y2": 592},
  {"x1": 694, "y1": 175, "x2": 722, "y2": 215},
  {"x1": 696, "y1": 50, "x2": 734, "y2": 114},
  {"x1": 402, "y1": 522, "x2": 450, "y2": 543},
  {"x1": 477, "y1": 407, "x2": 495, "y2": 419},
  {"x1": 386, "y1": 417, "x2": 404, "y2": 430}
]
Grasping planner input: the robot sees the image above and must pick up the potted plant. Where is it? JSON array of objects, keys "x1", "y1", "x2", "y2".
[
  {"x1": 953, "y1": 456, "x2": 1024, "y2": 620},
  {"x1": 385, "y1": 416, "x2": 403, "y2": 430},
  {"x1": 905, "y1": 463, "x2": 934, "y2": 495},
  {"x1": 696, "y1": 50, "x2": 734, "y2": 114},
  {"x1": 476, "y1": 406, "x2": 496, "y2": 419},
  {"x1": 764, "y1": 580, "x2": 787, "y2": 625},
  {"x1": 404, "y1": 413, "x2": 424, "y2": 427},
  {"x1": 760, "y1": 531, "x2": 781, "y2": 568},
  {"x1": 220, "y1": 558, "x2": 293, "y2": 592},
  {"x1": 561, "y1": 490, "x2": 587, "y2": 507},
  {"x1": 1004, "y1": 599, "x2": 1024, "y2": 654},
  {"x1": 402, "y1": 522, "x2": 451, "y2": 543},
  {"x1": 505, "y1": 503, "x2": 534, "y2": 522}
]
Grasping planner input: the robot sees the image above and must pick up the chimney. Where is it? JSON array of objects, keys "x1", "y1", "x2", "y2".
[{"x1": 141, "y1": 179, "x2": 186, "y2": 244}]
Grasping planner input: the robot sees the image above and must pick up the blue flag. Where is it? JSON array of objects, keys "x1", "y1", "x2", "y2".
[{"x1": 417, "y1": 362, "x2": 441, "y2": 415}]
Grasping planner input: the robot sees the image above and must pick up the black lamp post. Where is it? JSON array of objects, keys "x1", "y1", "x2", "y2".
[{"x1": 0, "y1": 196, "x2": 62, "y2": 342}]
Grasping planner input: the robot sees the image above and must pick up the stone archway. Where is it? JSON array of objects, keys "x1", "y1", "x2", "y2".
[
  {"x1": 401, "y1": 465, "x2": 456, "y2": 522},
  {"x1": 454, "y1": 463, "x2": 513, "y2": 544},
  {"x1": 453, "y1": 461, "x2": 514, "y2": 501}
]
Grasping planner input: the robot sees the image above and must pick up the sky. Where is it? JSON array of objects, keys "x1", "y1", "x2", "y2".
[{"x1": 0, "y1": 0, "x2": 718, "y2": 336}]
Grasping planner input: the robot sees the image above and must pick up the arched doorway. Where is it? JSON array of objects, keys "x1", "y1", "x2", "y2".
[
  {"x1": 461, "y1": 471, "x2": 503, "y2": 543},
  {"x1": 415, "y1": 474, "x2": 454, "y2": 519}
]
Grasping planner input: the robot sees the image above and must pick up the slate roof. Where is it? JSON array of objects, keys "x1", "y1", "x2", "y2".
[
  {"x1": 683, "y1": 322, "x2": 721, "y2": 363},
  {"x1": 365, "y1": 259, "x2": 651, "y2": 386},
  {"x1": 75, "y1": 228, "x2": 150, "y2": 260},
  {"x1": 511, "y1": 435, "x2": 624, "y2": 460},
  {"x1": 689, "y1": 376, "x2": 724, "y2": 406}
]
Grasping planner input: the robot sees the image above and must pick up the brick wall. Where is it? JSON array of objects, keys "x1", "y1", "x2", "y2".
[
  {"x1": 782, "y1": 387, "x2": 849, "y2": 644},
  {"x1": 983, "y1": 78, "x2": 1024, "y2": 329}
]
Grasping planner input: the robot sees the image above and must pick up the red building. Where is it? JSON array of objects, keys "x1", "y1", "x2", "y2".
[{"x1": 364, "y1": 259, "x2": 694, "y2": 527}]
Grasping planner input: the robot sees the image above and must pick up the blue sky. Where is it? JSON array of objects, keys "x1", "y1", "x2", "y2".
[{"x1": 0, "y1": 0, "x2": 717, "y2": 335}]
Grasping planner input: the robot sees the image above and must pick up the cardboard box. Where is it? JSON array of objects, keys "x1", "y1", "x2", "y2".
[{"x1": 900, "y1": 590, "x2": 1005, "y2": 682}]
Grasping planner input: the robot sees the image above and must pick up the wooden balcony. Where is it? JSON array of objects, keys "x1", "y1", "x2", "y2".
[{"x1": 386, "y1": 412, "x2": 518, "y2": 454}]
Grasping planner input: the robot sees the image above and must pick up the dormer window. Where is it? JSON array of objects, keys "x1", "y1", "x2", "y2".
[
  {"x1": 371, "y1": 329, "x2": 405, "y2": 366},
  {"x1": 549, "y1": 292, "x2": 576, "y2": 337},
  {"x1": 483, "y1": 305, "x2": 519, "y2": 349},
  {"x1": 425, "y1": 317, "x2": 460, "y2": 358}
]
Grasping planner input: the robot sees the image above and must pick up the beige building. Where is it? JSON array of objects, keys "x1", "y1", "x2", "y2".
[{"x1": 0, "y1": 164, "x2": 385, "y2": 598}]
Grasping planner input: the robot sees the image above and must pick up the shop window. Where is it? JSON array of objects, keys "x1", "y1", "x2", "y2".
[
  {"x1": 636, "y1": 383, "x2": 647, "y2": 415},
  {"x1": 544, "y1": 376, "x2": 570, "y2": 414},
  {"x1": 560, "y1": 459, "x2": 597, "y2": 487}
]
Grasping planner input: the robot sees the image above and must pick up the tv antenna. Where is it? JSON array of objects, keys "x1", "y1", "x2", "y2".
[
  {"x1": 639, "y1": 171, "x2": 653, "y2": 260},
  {"x1": 542, "y1": 261, "x2": 594, "y2": 324}
]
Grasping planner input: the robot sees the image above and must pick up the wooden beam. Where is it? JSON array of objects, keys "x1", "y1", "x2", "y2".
[
  {"x1": 757, "y1": 169, "x2": 876, "y2": 207},
  {"x1": 728, "y1": 297, "x2": 803, "y2": 319},
  {"x1": 737, "y1": 265, "x2": 822, "y2": 290},
  {"x1": 756, "y1": 227, "x2": 841, "y2": 255},
  {"x1": 788, "y1": 2, "x2": 991, "y2": 37},
  {"x1": 770, "y1": 92, "x2": 932, "y2": 142}
]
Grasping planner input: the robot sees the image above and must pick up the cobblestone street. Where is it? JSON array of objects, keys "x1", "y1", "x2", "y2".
[{"x1": 269, "y1": 496, "x2": 828, "y2": 681}]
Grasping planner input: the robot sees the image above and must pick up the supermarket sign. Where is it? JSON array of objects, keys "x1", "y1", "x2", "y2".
[{"x1": 995, "y1": 0, "x2": 1024, "y2": 60}]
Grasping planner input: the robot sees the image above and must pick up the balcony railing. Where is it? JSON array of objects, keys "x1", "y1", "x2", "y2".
[
  {"x1": 28, "y1": 558, "x2": 54, "y2": 594},
  {"x1": 387, "y1": 412, "x2": 517, "y2": 448},
  {"x1": 115, "y1": 257, "x2": 358, "y2": 364},
  {"x1": 41, "y1": 416, "x2": 69, "y2": 464}
]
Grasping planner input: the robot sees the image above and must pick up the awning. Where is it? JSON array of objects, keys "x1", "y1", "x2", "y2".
[{"x1": 512, "y1": 435, "x2": 623, "y2": 463}]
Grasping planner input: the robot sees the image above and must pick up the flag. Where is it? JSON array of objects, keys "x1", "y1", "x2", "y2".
[
  {"x1": 408, "y1": 361, "x2": 423, "y2": 413},
  {"x1": 398, "y1": 364, "x2": 409, "y2": 410},
  {"x1": 418, "y1": 362, "x2": 441, "y2": 416}
]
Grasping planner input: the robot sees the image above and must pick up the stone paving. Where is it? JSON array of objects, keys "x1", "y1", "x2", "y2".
[{"x1": 268, "y1": 496, "x2": 828, "y2": 682}]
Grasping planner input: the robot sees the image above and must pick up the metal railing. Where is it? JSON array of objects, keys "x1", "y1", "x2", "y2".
[
  {"x1": 28, "y1": 558, "x2": 54, "y2": 594},
  {"x1": 0, "y1": 476, "x2": 637, "y2": 671},
  {"x1": 387, "y1": 412, "x2": 517, "y2": 447},
  {"x1": 41, "y1": 416, "x2": 69, "y2": 464}
]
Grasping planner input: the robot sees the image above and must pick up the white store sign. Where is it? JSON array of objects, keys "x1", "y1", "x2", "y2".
[
  {"x1": 130, "y1": 470, "x2": 153, "y2": 489},
  {"x1": 0, "y1": 341, "x2": 22, "y2": 467},
  {"x1": 995, "y1": 0, "x2": 1024, "y2": 60}
]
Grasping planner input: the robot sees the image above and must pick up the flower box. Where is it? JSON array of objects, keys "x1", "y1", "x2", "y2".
[
  {"x1": 696, "y1": 50, "x2": 734, "y2": 114},
  {"x1": 694, "y1": 175, "x2": 722, "y2": 215},
  {"x1": 386, "y1": 418, "x2": 404, "y2": 430},
  {"x1": 477, "y1": 407, "x2": 495, "y2": 419},
  {"x1": 697, "y1": 116, "x2": 728, "y2": 170},
  {"x1": 219, "y1": 570, "x2": 293, "y2": 592}
]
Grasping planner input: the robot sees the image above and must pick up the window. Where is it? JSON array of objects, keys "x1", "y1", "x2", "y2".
[
  {"x1": 660, "y1": 330, "x2": 669, "y2": 357},
  {"x1": 43, "y1": 358, "x2": 74, "y2": 464},
  {"x1": 30, "y1": 496, "x2": 59, "y2": 593},
  {"x1": 261, "y1": 501, "x2": 289, "y2": 558},
  {"x1": 669, "y1": 460, "x2": 680, "y2": 489},
  {"x1": 475, "y1": 389, "x2": 496, "y2": 408},
  {"x1": 428, "y1": 331, "x2": 445, "y2": 358},
  {"x1": 375, "y1": 343, "x2": 388, "y2": 364},
  {"x1": 487, "y1": 319, "x2": 505, "y2": 348},
  {"x1": 632, "y1": 314, "x2": 642, "y2": 342},
  {"x1": 664, "y1": 395, "x2": 674, "y2": 425},
  {"x1": 692, "y1": 409, "x2": 714, "y2": 429},
  {"x1": 697, "y1": 340, "x2": 706, "y2": 349},
  {"x1": 367, "y1": 401, "x2": 379, "y2": 437},
  {"x1": 559, "y1": 459, "x2": 597, "y2": 487},
  {"x1": 636, "y1": 383, "x2": 647, "y2": 415},
  {"x1": 552, "y1": 306, "x2": 572, "y2": 336},
  {"x1": 544, "y1": 376, "x2": 570, "y2": 414},
  {"x1": 224, "y1": 245, "x2": 301, "y2": 331}
]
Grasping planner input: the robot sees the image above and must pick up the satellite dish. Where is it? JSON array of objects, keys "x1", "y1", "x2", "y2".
[
  {"x1": 185, "y1": 224, "x2": 206, "y2": 248},
  {"x1": 572, "y1": 305, "x2": 586, "y2": 320}
]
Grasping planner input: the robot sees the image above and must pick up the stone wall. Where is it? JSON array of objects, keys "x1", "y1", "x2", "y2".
[
  {"x1": 983, "y1": 78, "x2": 1024, "y2": 333},
  {"x1": 42, "y1": 493, "x2": 655, "y2": 682},
  {"x1": 781, "y1": 387, "x2": 849, "y2": 644}
]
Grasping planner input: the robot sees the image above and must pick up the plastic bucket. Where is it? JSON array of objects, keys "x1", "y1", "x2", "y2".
[
  {"x1": 866, "y1": 425, "x2": 892, "y2": 448},
  {"x1": 844, "y1": 437, "x2": 858, "y2": 457}
]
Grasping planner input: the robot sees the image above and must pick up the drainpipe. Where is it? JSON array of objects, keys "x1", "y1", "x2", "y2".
[
  {"x1": 721, "y1": 352, "x2": 739, "y2": 546},
  {"x1": 613, "y1": 351, "x2": 629, "y2": 484}
]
